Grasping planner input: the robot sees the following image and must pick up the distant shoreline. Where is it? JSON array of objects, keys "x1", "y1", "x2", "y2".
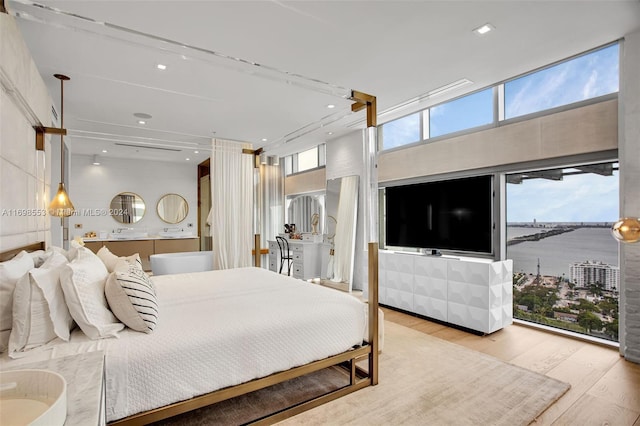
[
  {"x1": 508, "y1": 223, "x2": 613, "y2": 228},
  {"x1": 507, "y1": 227, "x2": 575, "y2": 245}
]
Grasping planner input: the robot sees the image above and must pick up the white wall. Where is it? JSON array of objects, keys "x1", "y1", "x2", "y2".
[
  {"x1": 67, "y1": 154, "x2": 198, "y2": 239},
  {"x1": 0, "y1": 13, "x2": 52, "y2": 252}
]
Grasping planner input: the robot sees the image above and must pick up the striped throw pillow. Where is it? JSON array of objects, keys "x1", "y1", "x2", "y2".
[{"x1": 105, "y1": 256, "x2": 158, "y2": 333}]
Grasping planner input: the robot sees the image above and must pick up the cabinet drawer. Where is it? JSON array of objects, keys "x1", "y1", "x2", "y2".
[
  {"x1": 293, "y1": 252, "x2": 304, "y2": 262},
  {"x1": 268, "y1": 256, "x2": 278, "y2": 272},
  {"x1": 292, "y1": 263, "x2": 304, "y2": 278}
]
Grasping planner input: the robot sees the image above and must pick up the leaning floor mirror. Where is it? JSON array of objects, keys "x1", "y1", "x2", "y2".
[{"x1": 325, "y1": 175, "x2": 359, "y2": 292}]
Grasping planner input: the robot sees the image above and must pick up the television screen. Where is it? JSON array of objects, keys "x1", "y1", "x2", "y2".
[{"x1": 385, "y1": 175, "x2": 493, "y2": 254}]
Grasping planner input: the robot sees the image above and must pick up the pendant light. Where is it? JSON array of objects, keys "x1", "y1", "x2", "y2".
[
  {"x1": 48, "y1": 74, "x2": 75, "y2": 217},
  {"x1": 611, "y1": 217, "x2": 640, "y2": 244}
]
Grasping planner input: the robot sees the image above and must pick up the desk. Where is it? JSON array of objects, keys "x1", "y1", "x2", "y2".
[
  {"x1": 2, "y1": 351, "x2": 106, "y2": 425},
  {"x1": 268, "y1": 240, "x2": 330, "y2": 280}
]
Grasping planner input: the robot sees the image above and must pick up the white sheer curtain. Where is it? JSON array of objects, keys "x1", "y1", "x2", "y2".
[
  {"x1": 331, "y1": 175, "x2": 358, "y2": 287},
  {"x1": 210, "y1": 139, "x2": 253, "y2": 269},
  {"x1": 259, "y1": 162, "x2": 284, "y2": 251}
]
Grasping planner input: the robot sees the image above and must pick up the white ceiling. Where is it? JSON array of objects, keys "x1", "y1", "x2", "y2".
[{"x1": 7, "y1": 0, "x2": 640, "y2": 163}]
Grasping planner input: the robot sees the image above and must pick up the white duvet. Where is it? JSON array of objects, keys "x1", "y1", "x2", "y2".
[{"x1": 1, "y1": 267, "x2": 367, "y2": 422}]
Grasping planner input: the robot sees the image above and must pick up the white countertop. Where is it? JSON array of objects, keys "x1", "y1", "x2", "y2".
[
  {"x1": 2, "y1": 351, "x2": 105, "y2": 426},
  {"x1": 83, "y1": 236, "x2": 199, "y2": 242}
]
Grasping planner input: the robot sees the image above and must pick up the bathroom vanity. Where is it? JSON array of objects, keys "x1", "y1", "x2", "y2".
[{"x1": 83, "y1": 236, "x2": 200, "y2": 271}]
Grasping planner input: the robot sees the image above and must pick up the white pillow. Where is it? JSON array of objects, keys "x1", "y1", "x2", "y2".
[
  {"x1": 50, "y1": 240, "x2": 82, "y2": 262},
  {"x1": 97, "y1": 246, "x2": 140, "y2": 273},
  {"x1": 0, "y1": 251, "x2": 35, "y2": 352},
  {"x1": 60, "y1": 247, "x2": 124, "y2": 339},
  {"x1": 29, "y1": 250, "x2": 51, "y2": 268},
  {"x1": 8, "y1": 251, "x2": 74, "y2": 356},
  {"x1": 106, "y1": 256, "x2": 158, "y2": 333}
]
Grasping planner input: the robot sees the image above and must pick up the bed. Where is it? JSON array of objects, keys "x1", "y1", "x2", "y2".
[{"x1": 0, "y1": 242, "x2": 379, "y2": 425}]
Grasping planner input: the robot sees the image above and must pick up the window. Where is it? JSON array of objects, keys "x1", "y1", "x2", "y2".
[
  {"x1": 298, "y1": 147, "x2": 318, "y2": 172},
  {"x1": 429, "y1": 88, "x2": 493, "y2": 138},
  {"x1": 381, "y1": 112, "x2": 421, "y2": 150},
  {"x1": 283, "y1": 143, "x2": 326, "y2": 175},
  {"x1": 504, "y1": 43, "x2": 619, "y2": 120},
  {"x1": 506, "y1": 161, "x2": 619, "y2": 342}
]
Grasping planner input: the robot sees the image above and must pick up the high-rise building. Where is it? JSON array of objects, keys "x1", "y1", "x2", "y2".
[{"x1": 570, "y1": 260, "x2": 620, "y2": 291}]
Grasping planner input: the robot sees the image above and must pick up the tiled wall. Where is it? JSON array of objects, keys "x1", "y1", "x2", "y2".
[{"x1": 0, "y1": 13, "x2": 52, "y2": 252}]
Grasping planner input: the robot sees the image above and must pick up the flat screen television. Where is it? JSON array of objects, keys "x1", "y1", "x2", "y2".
[{"x1": 385, "y1": 175, "x2": 494, "y2": 254}]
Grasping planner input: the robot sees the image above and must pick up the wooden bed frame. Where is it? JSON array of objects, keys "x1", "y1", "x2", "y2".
[{"x1": 1, "y1": 241, "x2": 379, "y2": 425}]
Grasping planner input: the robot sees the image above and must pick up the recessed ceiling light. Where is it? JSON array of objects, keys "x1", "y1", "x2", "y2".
[
  {"x1": 186, "y1": 158, "x2": 190, "y2": 161},
  {"x1": 326, "y1": 104, "x2": 335, "y2": 109},
  {"x1": 261, "y1": 138, "x2": 268, "y2": 142},
  {"x1": 138, "y1": 120, "x2": 146, "y2": 125},
  {"x1": 473, "y1": 23, "x2": 494, "y2": 35},
  {"x1": 194, "y1": 150, "x2": 199, "y2": 154},
  {"x1": 102, "y1": 149, "x2": 108, "y2": 153},
  {"x1": 327, "y1": 131, "x2": 334, "y2": 135},
  {"x1": 157, "y1": 64, "x2": 167, "y2": 70}
]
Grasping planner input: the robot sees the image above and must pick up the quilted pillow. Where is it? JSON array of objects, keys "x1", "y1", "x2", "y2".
[
  {"x1": 97, "y1": 246, "x2": 140, "y2": 273},
  {"x1": 105, "y1": 257, "x2": 158, "y2": 333},
  {"x1": 0, "y1": 251, "x2": 35, "y2": 352},
  {"x1": 60, "y1": 247, "x2": 124, "y2": 339},
  {"x1": 8, "y1": 251, "x2": 74, "y2": 357}
]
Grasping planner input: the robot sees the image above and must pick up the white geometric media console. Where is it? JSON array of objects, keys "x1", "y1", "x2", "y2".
[{"x1": 379, "y1": 251, "x2": 513, "y2": 334}]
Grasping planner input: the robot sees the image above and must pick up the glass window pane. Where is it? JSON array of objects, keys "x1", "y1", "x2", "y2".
[
  {"x1": 506, "y1": 161, "x2": 619, "y2": 342},
  {"x1": 297, "y1": 147, "x2": 318, "y2": 172},
  {"x1": 318, "y1": 143, "x2": 326, "y2": 167},
  {"x1": 381, "y1": 112, "x2": 420, "y2": 150},
  {"x1": 284, "y1": 155, "x2": 293, "y2": 175},
  {"x1": 505, "y1": 43, "x2": 619, "y2": 119},
  {"x1": 429, "y1": 88, "x2": 493, "y2": 138}
]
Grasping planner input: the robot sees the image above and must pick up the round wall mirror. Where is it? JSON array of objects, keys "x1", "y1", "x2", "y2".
[
  {"x1": 110, "y1": 192, "x2": 146, "y2": 224},
  {"x1": 157, "y1": 193, "x2": 189, "y2": 224}
]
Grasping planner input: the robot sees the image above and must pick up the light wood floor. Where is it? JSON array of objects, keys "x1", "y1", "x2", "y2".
[{"x1": 382, "y1": 307, "x2": 640, "y2": 426}]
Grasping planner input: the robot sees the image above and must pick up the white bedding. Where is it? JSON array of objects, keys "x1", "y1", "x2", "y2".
[{"x1": 0, "y1": 267, "x2": 367, "y2": 422}]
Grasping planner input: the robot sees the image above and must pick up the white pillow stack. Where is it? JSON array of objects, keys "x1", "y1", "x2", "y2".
[
  {"x1": 0, "y1": 243, "x2": 157, "y2": 356},
  {"x1": 9, "y1": 251, "x2": 74, "y2": 357},
  {"x1": 0, "y1": 251, "x2": 34, "y2": 352},
  {"x1": 60, "y1": 247, "x2": 125, "y2": 339}
]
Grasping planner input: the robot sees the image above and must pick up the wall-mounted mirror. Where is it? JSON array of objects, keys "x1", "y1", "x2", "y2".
[
  {"x1": 157, "y1": 193, "x2": 189, "y2": 224},
  {"x1": 325, "y1": 175, "x2": 359, "y2": 292},
  {"x1": 110, "y1": 192, "x2": 146, "y2": 224},
  {"x1": 286, "y1": 192, "x2": 325, "y2": 234}
]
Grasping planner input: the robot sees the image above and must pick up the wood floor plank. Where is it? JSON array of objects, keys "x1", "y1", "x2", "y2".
[
  {"x1": 587, "y1": 358, "x2": 640, "y2": 412},
  {"x1": 508, "y1": 335, "x2": 585, "y2": 374},
  {"x1": 550, "y1": 393, "x2": 640, "y2": 426}
]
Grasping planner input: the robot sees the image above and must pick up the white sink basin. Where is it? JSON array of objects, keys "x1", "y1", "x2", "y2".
[
  {"x1": 109, "y1": 232, "x2": 148, "y2": 239},
  {"x1": 158, "y1": 231, "x2": 193, "y2": 238},
  {"x1": 0, "y1": 369, "x2": 67, "y2": 426}
]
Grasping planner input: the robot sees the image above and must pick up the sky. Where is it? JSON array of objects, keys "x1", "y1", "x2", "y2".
[
  {"x1": 506, "y1": 167, "x2": 619, "y2": 223},
  {"x1": 382, "y1": 43, "x2": 620, "y2": 222}
]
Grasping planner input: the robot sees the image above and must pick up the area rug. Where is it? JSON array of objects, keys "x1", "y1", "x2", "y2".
[
  {"x1": 279, "y1": 321, "x2": 571, "y2": 426},
  {"x1": 153, "y1": 321, "x2": 570, "y2": 425}
]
